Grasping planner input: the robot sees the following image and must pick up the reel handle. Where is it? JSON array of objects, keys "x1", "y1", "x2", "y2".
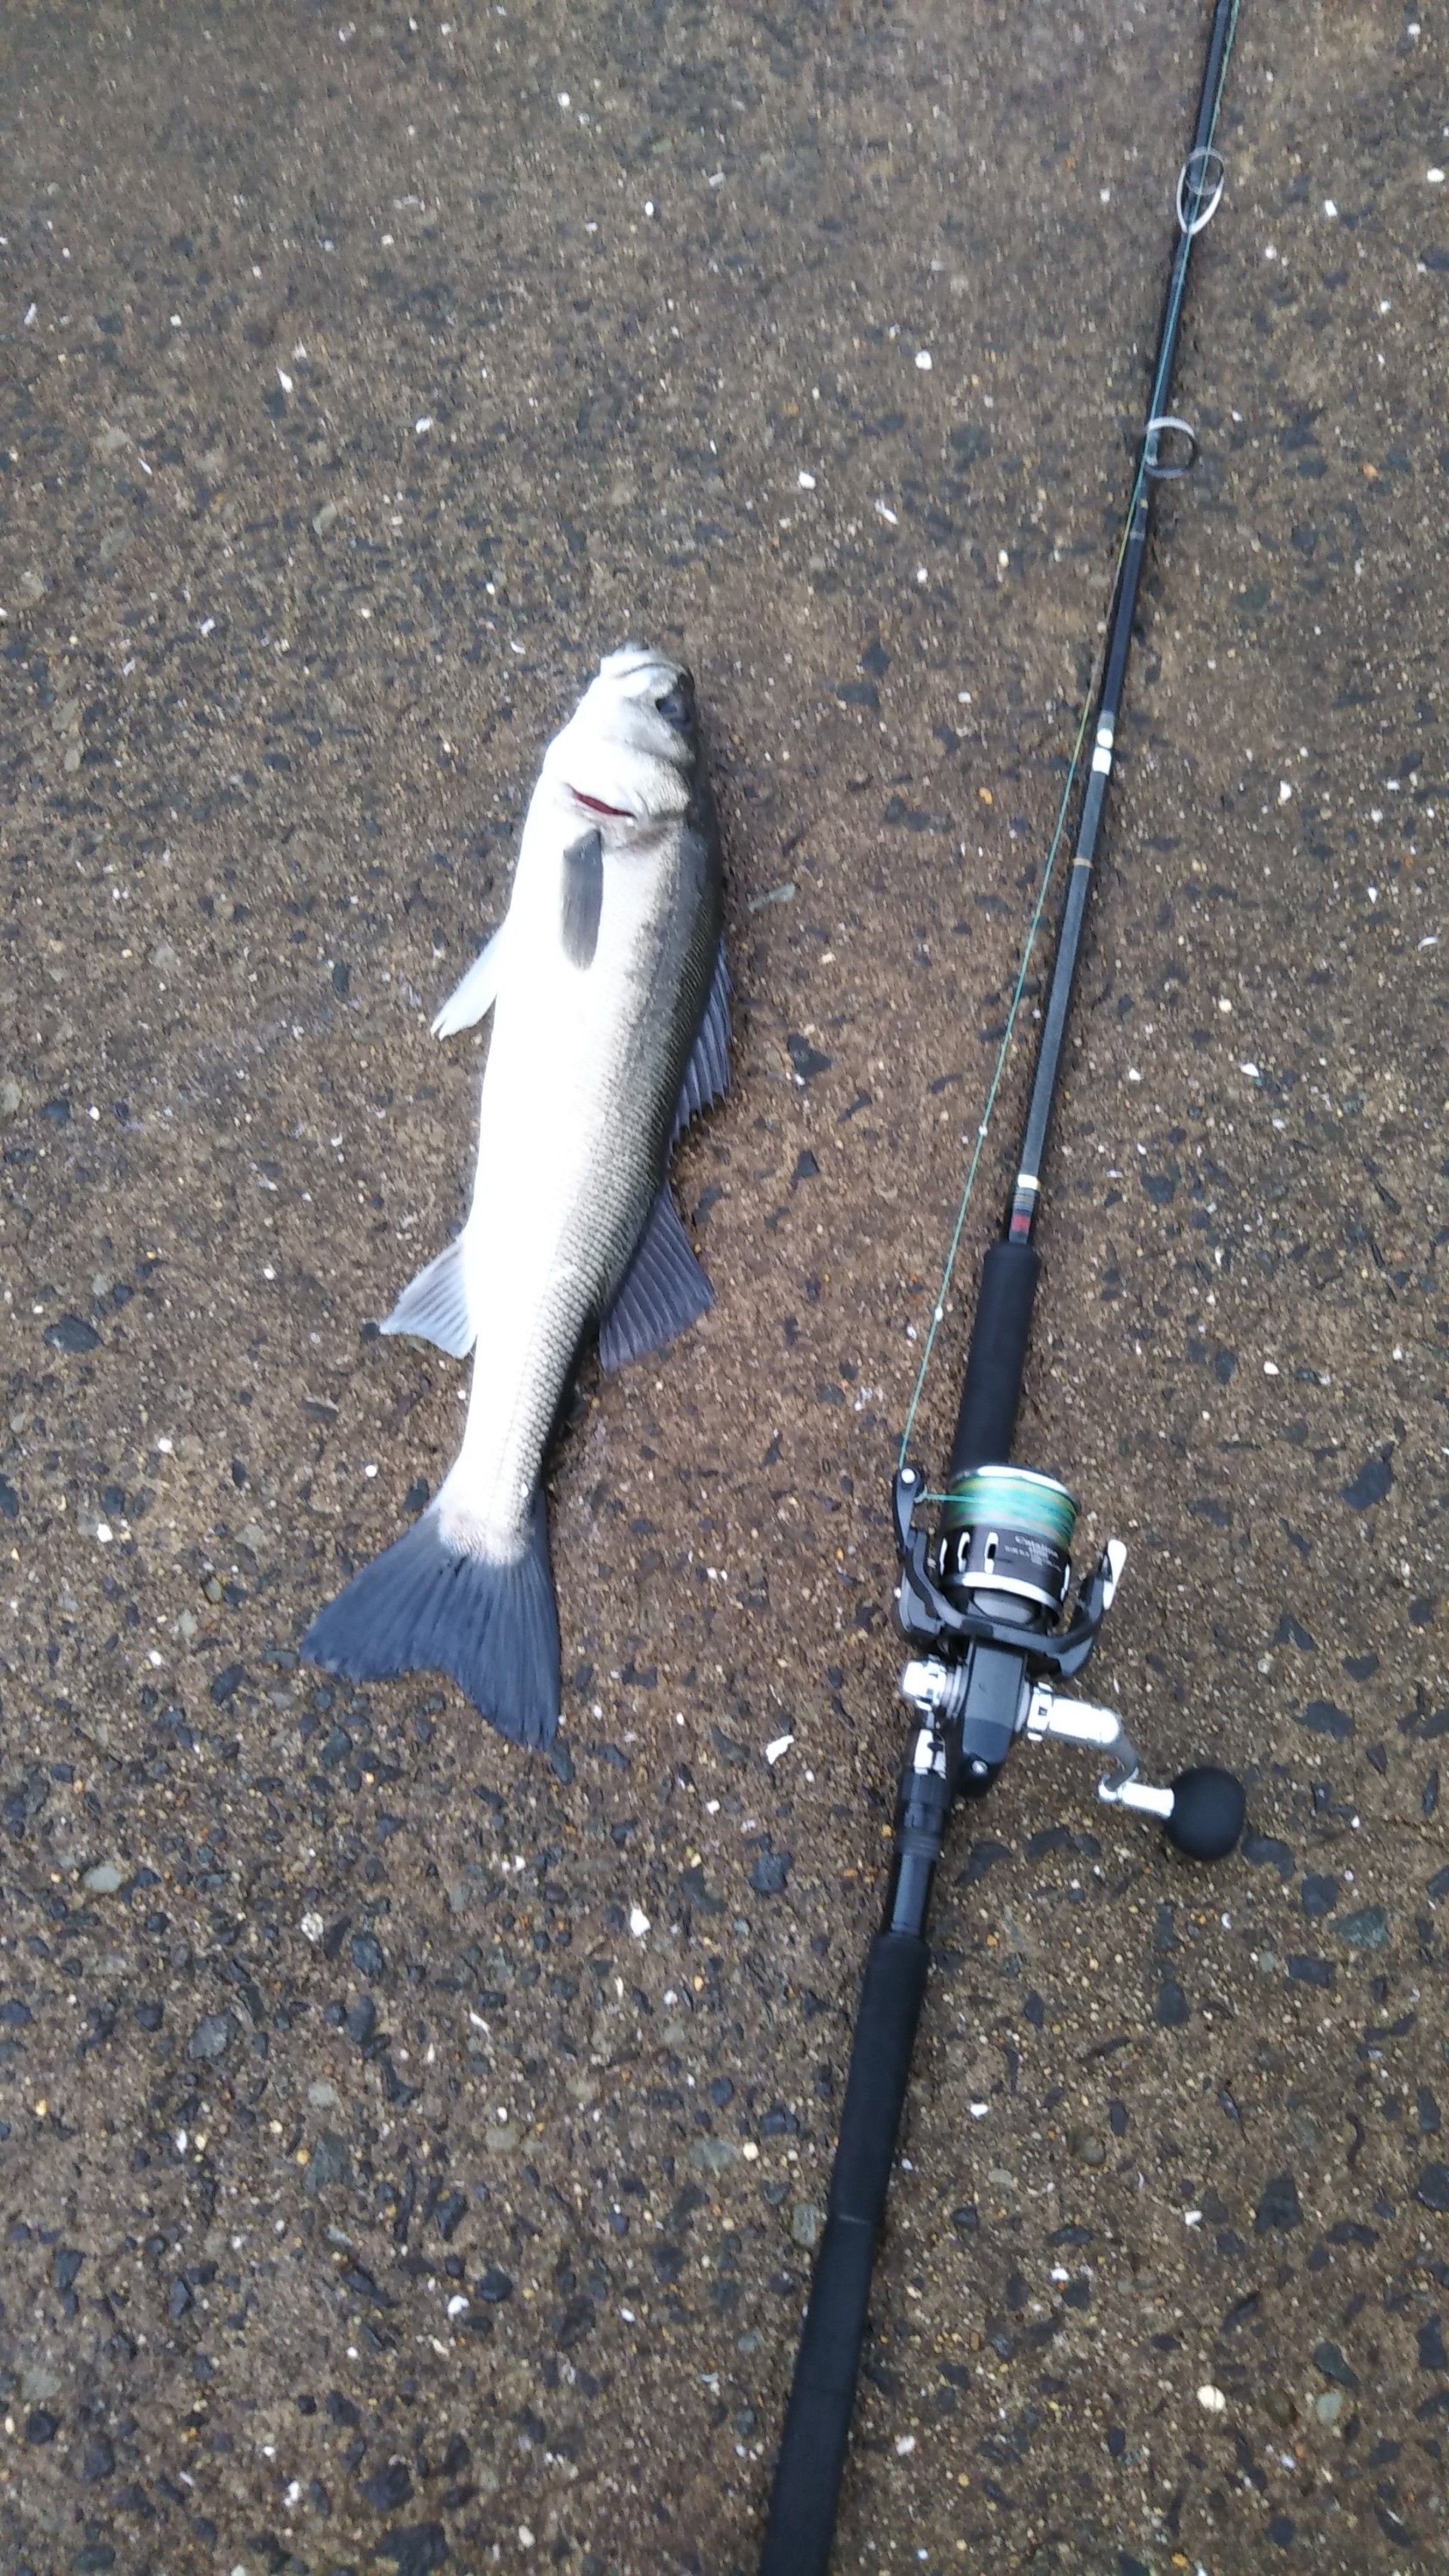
[{"x1": 1165, "y1": 1764, "x2": 1246, "y2": 1859}]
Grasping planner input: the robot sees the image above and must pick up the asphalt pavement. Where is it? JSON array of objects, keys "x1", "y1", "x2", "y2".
[{"x1": 2, "y1": 4, "x2": 1445, "y2": 2570}]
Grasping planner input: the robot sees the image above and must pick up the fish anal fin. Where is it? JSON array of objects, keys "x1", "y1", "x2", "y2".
[
  {"x1": 380, "y1": 1236, "x2": 475, "y2": 1358},
  {"x1": 598, "y1": 1186, "x2": 712, "y2": 1374}
]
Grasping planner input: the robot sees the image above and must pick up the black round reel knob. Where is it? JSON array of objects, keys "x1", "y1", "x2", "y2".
[{"x1": 1164, "y1": 1765, "x2": 1246, "y2": 1861}]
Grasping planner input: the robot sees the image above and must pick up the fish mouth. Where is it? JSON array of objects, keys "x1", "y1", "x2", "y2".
[{"x1": 569, "y1": 786, "x2": 636, "y2": 820}]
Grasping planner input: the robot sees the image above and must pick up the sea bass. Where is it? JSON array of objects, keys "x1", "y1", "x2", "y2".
[{"x1": 303, "y1": 645, "x2": 728, "y2": 1747}]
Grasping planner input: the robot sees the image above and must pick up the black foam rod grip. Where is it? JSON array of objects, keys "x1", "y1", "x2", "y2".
[
  {"x1": 946, "y1": 1238, "x2": 1040, "y2": 1478},
  {"x1": 759, "y1": 1930, "x2": 929, "y2": 2576}
]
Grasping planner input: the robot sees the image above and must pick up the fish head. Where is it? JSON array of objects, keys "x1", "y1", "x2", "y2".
[{"x1": 544, "y1": 644, "x2": 702, "y2": 833}]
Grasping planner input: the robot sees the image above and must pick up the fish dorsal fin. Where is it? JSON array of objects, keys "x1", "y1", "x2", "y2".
[
  {"x1": 432, "y1": 924, "x2": 507, "y2": 1039},
  {"x1": 671, "y1": 943, "x2": 731, "y2": 1146},
  {"x1": 561, "y1": 827, "x2": 604, "y2": 970},
  {"x1": 598, "y1": 1186, "x2": 712, "y2": 1374},
  {"x1": 379, "y1": 1236, "x2": 475, "y2": 1358}
]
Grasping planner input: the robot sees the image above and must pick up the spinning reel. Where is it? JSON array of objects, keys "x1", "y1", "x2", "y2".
[{"x1": 893, "y1": 1460, "x2": 1245, "y2": 1860}]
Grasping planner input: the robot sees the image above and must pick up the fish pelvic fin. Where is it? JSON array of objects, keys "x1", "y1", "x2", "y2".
[
  {"x1": 380, "y1": 1236, "x2": 475, "y2": 1359},
  {"x1": 670, "y1": 942, "x2": 731, "y2": 1146},
  {"x1": 302, "y1": 1494, "x2": 561, "y2": 1750},
  {"x1": 432, "y1": 923, "x2": 507, "y2": 1039},
  {"x1": 598, "y1": 1185, "x2": 712, "y2": 1374}
]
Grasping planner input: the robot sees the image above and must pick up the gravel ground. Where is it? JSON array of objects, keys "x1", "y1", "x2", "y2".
[{"x1": 2, "y1": 4, "x2": 1446, "y2": 2571}]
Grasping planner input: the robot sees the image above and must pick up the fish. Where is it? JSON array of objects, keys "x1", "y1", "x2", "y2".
[{"x1": 302, "y1": 645, "x2": 729, "y2": 1749}]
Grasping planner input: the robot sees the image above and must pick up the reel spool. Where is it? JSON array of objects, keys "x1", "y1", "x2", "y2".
[{"x1": 940, "y1": 1463, "x2": 1077, "y2": 1617}]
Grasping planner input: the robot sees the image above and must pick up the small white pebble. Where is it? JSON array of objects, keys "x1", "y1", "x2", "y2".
[
  {"x1": 277, "y1": 367, "x2": 294, "y2": 392},
  {"x1": 1217, "y1": 997, "x2": 1232, "y2": 1014},
  {"x1": 557, "y1": 91, "x2": 570, "y2": 107},
  {"x1": 300, "y1": 1913, "x2": 324, "y2": 1943},
  {"x1": 446, "y1": 2293, "x2": 469, "y2": 2317},
  {"x1": 764, "y1": 1734, "x2": 794, "y2": 1765},
  {"x1": 797, "y1": 469, "x2": 816, "y2": 489},
  {"x1": 968, "y1": 2101, "x2": 989, "y2": 2119},
  {"x1": 644, "y1": 199, "x2": 656, "y2": 218},
  {"x1": 1238, "y1": 1061, "x2": 1260, "y2": 1079},
  {"x1": 96, "y1": 1523, "x2": 113, "y2": 1544},
  {"x1": 915, "y1": 349, "x2": 932, "y2": 370},
  {"x1": 414, "y1": 414, "x2": 432, "y2": 434},
  {"x1": 199, "y1": 617, "x2": 215, "y2": 636},
  {"x1": 628, "y1": 1904, "x2": 650, "y2": 1938},
  {"x1": 1263, "y1": 1360, "x2": 1280, "y2": 1377},
  {"x1": 875, "y1": 499, "x2": 898, "y2": 524},
  {"x1": 1198, "y1": 2384, "x2": 1228, "y2": 2416},
  {"x1": 895, "y1": 2433, "x2": 916, "y2": 2455},
  {"x1": 1429, "y1": 168, "x2": 1445, "y2": 185},
  {"x1": 363, "y1": 1462, "x2": 378, "y2": 1479},
  {"x1": 1323, "y1": 199, "x2": 1337, "y2": 220}
]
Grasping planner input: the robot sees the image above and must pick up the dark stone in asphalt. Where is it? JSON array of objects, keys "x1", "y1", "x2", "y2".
[
  {"x1": 380, "y1": 2528, "x2": 449, "y2": 2576},
  {"x1": 1256, "y1": 2174, "x2": 1305, "y2": 2234},
  {"x1": 186, "y1": 2013, "x2": 235, "y2": 2062},
  {"x1": 1341, "y1": 1453, "x2": 1394, "y2": 1510},
  {"x1": 42, "y1": 1314, "x2": 101, "y2": 1354}
]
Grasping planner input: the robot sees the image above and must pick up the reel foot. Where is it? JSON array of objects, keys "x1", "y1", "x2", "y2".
[{"x1": 1164, "y1": 1765, "x2": 1245, "y2": 1861}]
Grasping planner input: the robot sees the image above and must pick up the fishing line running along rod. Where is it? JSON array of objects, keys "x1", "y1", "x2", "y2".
[{"x1": 761, "y1": 2, "x2": 1247, "y2": 2566}]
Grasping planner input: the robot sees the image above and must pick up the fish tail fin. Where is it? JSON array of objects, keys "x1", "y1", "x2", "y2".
[{"x1": 302, "y1": 1491, "x2": 561, "y2": 1750}]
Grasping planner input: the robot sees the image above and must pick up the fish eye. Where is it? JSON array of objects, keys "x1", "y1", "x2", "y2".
[{"x1": 654, "y1": 682, "x2": 694, "y2": 734}]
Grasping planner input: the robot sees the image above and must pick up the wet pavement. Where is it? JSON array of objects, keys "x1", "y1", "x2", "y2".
[{"x1": 2, "y1": 3, "x2": 1446, "y2": 2570}]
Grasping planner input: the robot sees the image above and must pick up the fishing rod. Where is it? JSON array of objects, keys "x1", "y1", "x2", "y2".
[{"x1": 760, "y1": 3, "x2": 1246, "y2": 2565}]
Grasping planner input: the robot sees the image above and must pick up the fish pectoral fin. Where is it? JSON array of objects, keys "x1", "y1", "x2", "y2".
[
  {"x1": 560, "y1": 827, "x2": 604, "y2": 970},
  {"x1": 598, "y1": 1186, "x2": 712, "y2": 1374},
  {"x1": 432, "y1": 925, "x2": 507, "y2": 1038},
  {"x1": 379, "y1": 1236, "x2": 475, "y2": 1358},
  {"x1": 670, "y1": 942, "x2": 731, "y2": 1146}
]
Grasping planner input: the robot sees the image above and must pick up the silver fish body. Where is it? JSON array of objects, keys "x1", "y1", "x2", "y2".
[{"x1": 303, "y1": 646, "x2": 728, "y2": 1745}]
